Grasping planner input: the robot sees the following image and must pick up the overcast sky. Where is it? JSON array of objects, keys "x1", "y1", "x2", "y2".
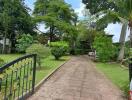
[{"x1": 25, "y1": 0, "x2": 130, "y2": 42}]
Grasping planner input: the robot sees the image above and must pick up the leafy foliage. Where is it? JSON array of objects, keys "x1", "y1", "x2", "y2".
[
  {"x1": 82, "y1": 0, "x2": 132, "y2": 61},
  {"x1": 34, "y1": 0, "x2": 77, "y2": 41},
  {"x1": 26, "y1": 44, "x2": 50, "y2": 68},
  {"x1": 50, "y1": 41, "x2": 69, "y2": 53},
  {"x1": 37, "y1": 34, "x2": 49, "y2": 45},
  {"x1": 0, "y1": 0, "x2": 35, "y2": 53},
  {"x1": 82, "y1": 0, "x2": 120, "y2": 30},
  {"x1": 73, "y1": 21, "x2": 97, "y2": 55},
  {"x1": 16, "y1": 34, "x2": 33, "y2": 53},
  {"x1": 82, "y1": 0, "x2": 117, "y2": 15},
  {"x1": 93, "y1": 33, "x2": 117, "y2": 62},
  {"x1": 50, "y1": 41, "x2": 68, "y2": 49},
  {"x1": 50, "y1": 41, "x2": 69, "y2": 60},
  {"x1": 51, "y1": 47, "x2": 66, "y2": 60}
]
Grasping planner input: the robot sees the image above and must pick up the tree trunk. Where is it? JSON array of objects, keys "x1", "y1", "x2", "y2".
[
  {"x1": 2, "y1": 33, "x2": 7, "y2": 54},
  {"x1": 49, "y1": 26, "x2": 54, "y2": 42},
  {"x1": 70, "y1": 40, "x2": 76, "y2": 55},
  {"x1": 118, "y1": 23, "x2": 127, "y2": 61},
  {"x1": 8, "y1": 34, "x2": 12, "y2": 53},
  {"x1": 8, "y1": 39, "x2": 12, "y2": 53}
]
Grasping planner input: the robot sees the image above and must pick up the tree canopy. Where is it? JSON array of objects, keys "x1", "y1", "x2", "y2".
[
  {"x1": 0, "y1": 0, "x2": 35, "y2": 53},
  {"x1": 82, "y1": 0, "x2": 117, "y2": 15},
  {"x1": 34, "y1": 0, "x2": 78, "y2": 41}
]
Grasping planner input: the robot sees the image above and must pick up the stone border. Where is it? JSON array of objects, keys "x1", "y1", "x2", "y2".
[{"x1": 25, "y1": 57, "x2": 71, "y2": 99}]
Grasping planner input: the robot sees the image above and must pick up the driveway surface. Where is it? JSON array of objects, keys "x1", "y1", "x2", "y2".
[{"x1": 28, "y1": 56, "x2": 126, "y2": 100}]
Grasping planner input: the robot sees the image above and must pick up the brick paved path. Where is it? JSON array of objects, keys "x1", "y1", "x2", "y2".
[{"x1": 28, "y1": 56, "x2": 126, "y2": 100}]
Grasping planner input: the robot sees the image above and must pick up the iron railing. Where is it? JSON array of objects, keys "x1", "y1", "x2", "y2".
[
  {"x1": 0, "y1": 54, "x2": 37, "y2": 100},
  {"x1": 129, "y1": 58, "x2": 132, "y2": 82}
]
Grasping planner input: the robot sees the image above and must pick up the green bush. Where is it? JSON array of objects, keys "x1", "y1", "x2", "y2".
[
  {"x1": 26, "y1": 43, "x2": 50, "y2": 68},
  {"x1": 93, "y1": 34, "x2": 116, "y2": 62},
  {"x1": 50, "y1": 41, "x2": 69, "y2": 53},
  {"x1": 0, "y1": 58, "x2": 5, "y2": 67},
  {"x1": 16, "y1": 34, "x2": 33, "y2": 53},
  {"x1": 50, "y1": 41, "x2": 68, "y2": 47},
  {"x1": 51, "y1": 47, "x2": 65, "y2": 60}
]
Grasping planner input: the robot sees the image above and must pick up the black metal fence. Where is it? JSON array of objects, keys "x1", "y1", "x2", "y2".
[
  {"x1": 129, "y1": 59, "x2": 132, "y2": 82},
  {"x1": 0, "y1": 54, "x2": 37, "y2": 100},
  {"x1": 129, "y1": 48, "x2": 132, "y2": 82}
]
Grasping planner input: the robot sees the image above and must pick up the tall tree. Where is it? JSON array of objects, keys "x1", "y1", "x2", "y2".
[
  {"x1": 82, "y1": 0, "x2": 128, "y2": 61},
  {"x1": 0, "y1": 0, "x2": 35, "y2": 53},
  {"x1": 0, "y1": 0, "x2": 12, "y2": 53},
  {"x1": 34, "y1": 0, "x2": 77, "y2": 42}
]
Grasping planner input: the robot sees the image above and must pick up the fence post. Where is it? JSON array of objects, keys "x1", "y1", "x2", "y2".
[
  {"x1": 129, "y1": 61, "x2": 132, "y2": 82},
  {"x1": 129, "y1": 48, "x2": 132, "y2": 82},
  {"x1": 32, "y1": 54, "x2": 37, "y2": 94}
]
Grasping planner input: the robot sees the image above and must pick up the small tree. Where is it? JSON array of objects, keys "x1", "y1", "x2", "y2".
[
  {"x1": 50, "y1": 41, "x2": 69, "y2": 60},
  {"x1": 26, "y1": 43, "x2": 50, "y2": 68},
  {"x1": 93, "y1": 33, "x2": 116, "y2": 62},
  {"x1": 51, "y1": 47, "x2": 66, "y2": 60},
  {"x1": 16, "y1": 34, "x2": 33, "y2": 53}
]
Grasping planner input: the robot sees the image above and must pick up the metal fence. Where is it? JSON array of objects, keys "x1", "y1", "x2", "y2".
[
  {"x1": 129, "y1": 60, "x2": 132, "y2": 82},
  {"x1": 0, "y1": 54, "x2": 37, "y2": 100}
]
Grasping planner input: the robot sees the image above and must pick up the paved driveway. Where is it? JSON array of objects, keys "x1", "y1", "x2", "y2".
[{"x1": 28, "y1": 56, "x2": 126, "y2": 100}]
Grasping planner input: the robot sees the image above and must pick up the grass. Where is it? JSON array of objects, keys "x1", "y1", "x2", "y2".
[
  {"x1": 35, "y1": 55, "x2": 70, "y2": 84},
  {"x1": 0, "y1": 54, "x2": 70, "y2": 99},
  {"x1": 0, "y1": 54, "x2": 70, "y2": 84},
  {"x1": 96, "y1": 62, "x2": 129, "y2": 95},
  {"x1": 0, "y1": 54, "x2": 23, "y2": 63}
]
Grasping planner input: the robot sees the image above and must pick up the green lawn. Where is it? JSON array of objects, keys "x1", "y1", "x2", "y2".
[
  {"x1": 36, "y1": 55, "x2": 70, "y2": 84},
  {"x1": 0, "y1": 54, "x2": 70, "y2": 98},
  {"x1": 0, "y1": 54, "x2": 23, "y2": 63},
  {"x1": 96, "y1": 63, "x2": 129, "y2": 95},
  {"x1": 0, "y1": 54, "x2": 70, "y2": 84}
]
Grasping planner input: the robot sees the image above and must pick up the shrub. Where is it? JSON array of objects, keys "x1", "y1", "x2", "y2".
[
  {"x1": 50, "y1": 41, "x2": 68, "y2": 47},
  {"x1": 51, "y1": 47, "x2": 65, "y2": 60},
  {"x1": 26, "y1": 43, "x2": 50, "y2": 68},
  {"x1": 50, "y1": 41, "x2": 69, "y2": 54},
  {"x1": 16, "y1": 34, "x2": 33, "y2": 53},
  {"x1": 0, "y1": 58, "x2": 5, "y2": 67},
  {"x1": 93, "y1": 34, "x2": 116, "y2": 62}
]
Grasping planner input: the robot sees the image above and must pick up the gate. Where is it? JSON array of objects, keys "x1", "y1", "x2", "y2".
[{"x1": 0, "y1": 54, "x2": 37, "y2": 100}]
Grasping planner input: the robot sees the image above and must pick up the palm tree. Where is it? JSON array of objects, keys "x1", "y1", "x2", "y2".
[
  {"x1": 111, "y1": 0, "x2": 132, "y2": 60},
  {"x1": 126, "y1": 0, "x2": 132, "y2": 46},
  {"x1": 95, "y1": 0, "x2": 129, "y2": 61}
]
